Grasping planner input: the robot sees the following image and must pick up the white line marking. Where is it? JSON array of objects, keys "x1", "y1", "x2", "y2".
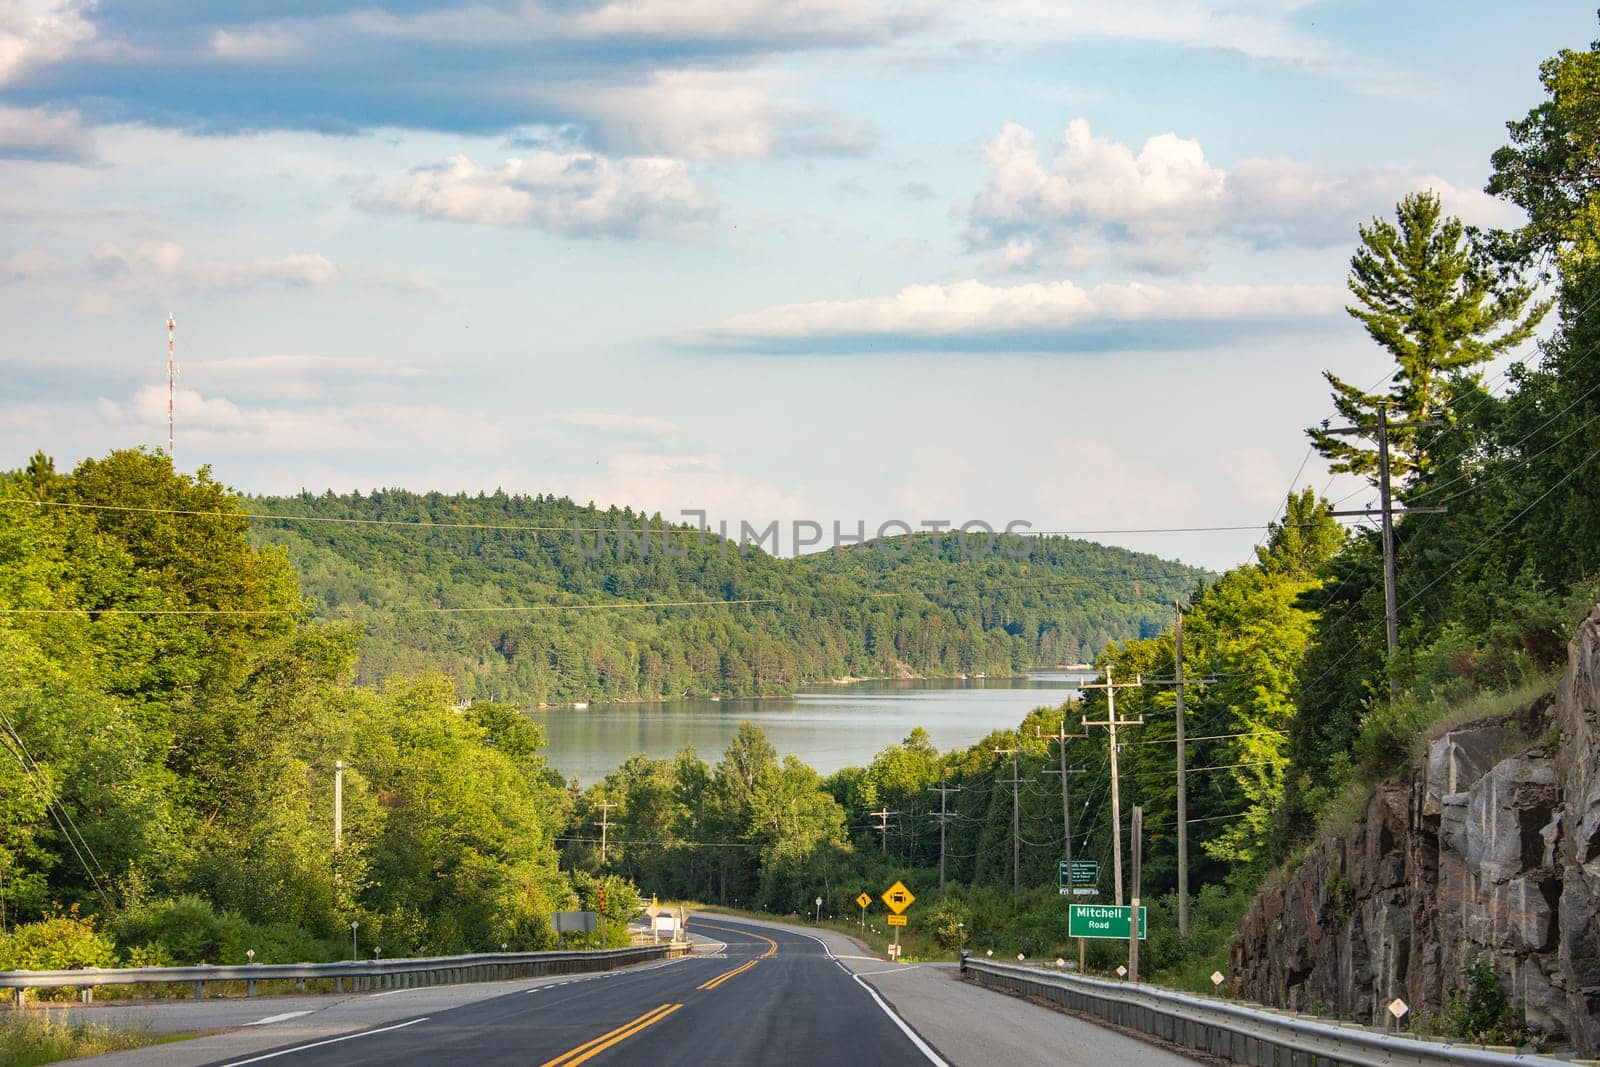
[
  {"x1": 244, "y1": 1011, "x2": 314, "y2": 1026},
  {"x1": 366, "y1": 988, "x2": 411, "y2": 998},
  {"x1": 219, "y1": 1016, "x2": 429, "y2": 1065},
  {"x1": 849, "y1": 971, "x2": 951, "y2": 1067},
  {"x1": 778, "y1": 926, "x2": 948, "y2": 1067}
]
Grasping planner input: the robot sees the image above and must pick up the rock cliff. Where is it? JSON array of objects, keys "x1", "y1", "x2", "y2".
[{"x1": 1230, "y1": 602, "x2": 1600, "y2": 1052}]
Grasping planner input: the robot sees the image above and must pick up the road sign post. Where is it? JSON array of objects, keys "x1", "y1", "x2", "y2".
[{"x1": 881, "y1": 881, "x2": 914, "y2": 962}]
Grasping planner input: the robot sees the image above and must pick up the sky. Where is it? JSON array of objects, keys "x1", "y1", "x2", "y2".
[{"x1": 2, "y1": 1, "x2": 1593, "y2": 572}]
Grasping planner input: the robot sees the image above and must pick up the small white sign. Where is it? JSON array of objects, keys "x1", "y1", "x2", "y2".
[
  {"x1": 1211, "y1": 971, "x2": 1226, "y2": 987},
  {"x1": 1056, "y1": 958, "x2": 1066, "y2": 969},
  {"x1": 1388, "y1": 998, "x2": 1409, "y2": 1019},
  {"x1": 1116, "y1": 965, "x2": 1128, "y2": 978}
]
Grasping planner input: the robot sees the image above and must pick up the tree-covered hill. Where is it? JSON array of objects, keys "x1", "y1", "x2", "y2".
[{"x1": 247, "y1": 491, "x2": 1210, "y2": 705}]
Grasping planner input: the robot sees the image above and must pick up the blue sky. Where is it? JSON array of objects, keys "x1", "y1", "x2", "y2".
[{"x1": 2, "y1": 1, "x2": 1592, "y2": 571}]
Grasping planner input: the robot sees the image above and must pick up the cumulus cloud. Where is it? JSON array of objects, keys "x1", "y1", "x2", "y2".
[
  {"x1": 0, "y1": 104, "x2": 95, "y2": 161},
  {"x1": 968, "y1": 119, "x2": 1519, "y2": 273},
  {"x1": 0, "y1": 1, "x2": 93, "y2": 86},
  {"x1": 706, "y1": 277, "x2": 1344, "y2": 352},
  {"x1": 362, "y1": 151, "x2": 712, "y2": 236}
]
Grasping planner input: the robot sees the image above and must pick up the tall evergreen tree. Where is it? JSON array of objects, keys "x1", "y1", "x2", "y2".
[{"x1": 1307, "y1": 191, "x2": 1549, "y2": 482}]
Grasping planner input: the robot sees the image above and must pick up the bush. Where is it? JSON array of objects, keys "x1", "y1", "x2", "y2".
[
  {"x1": 110, "y1": 895, "x2": 337, "y2": 965},
  {"x1": 0, "y1": 907, "x2": 117, "y2": 972},
  {"x1": 1446, "y1": 955, "x2": 1520, "y2": 1045}
]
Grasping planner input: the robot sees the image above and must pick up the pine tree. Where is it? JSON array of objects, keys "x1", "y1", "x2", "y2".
[{"x1": 1307, "y1": 191, "x2": 1549, "y2": 482}]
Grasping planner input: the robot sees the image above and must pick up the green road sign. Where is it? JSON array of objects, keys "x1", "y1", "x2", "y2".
[
  {"x1": 1069, "y1": 904, "x2": 1147, "y2": 939},
  {"x1": 1058, "y1": 859, "x2": 1099, "y2": 887}
]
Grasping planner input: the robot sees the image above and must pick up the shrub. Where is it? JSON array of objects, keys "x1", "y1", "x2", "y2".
[
  {"x1": 0, "y1": 906, "x2": 117, "y2": 972},
  {"x1": 1446, "y1": 955, "x2": 1520, "y2": 1045}
]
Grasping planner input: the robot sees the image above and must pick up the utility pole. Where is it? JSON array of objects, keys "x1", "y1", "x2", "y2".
[
  {"x1": 1080, "y1": 666, "x2": 1145, "y2": 905},
  {"x1": 1129, "y1": 805, "x2": 1143, "y2": 984},
  {"x1": 334, "y1": 760, "x2": 343, "y2": 849},
  {"x1": 1324, "y1": 405, "x2": 1445, "y2": 695},
  {"x1": 1140, "y1": 605, "x2": 1215, "y2": 939},
  {"x1": 596, "y1": 800, "x2": 613, "y2": 865},
  {"x1": 1038, "y1": 717, "x2": 1085, "y2": 895},
  {"x1": 995, "y1": 746, "x2": 1024, "y2": 895},
  {"x1": 927, "y1": 782, "x2": 962, "y2": 894},
  {"x1": 870, "y1": 808, "x2": 897, "y2": 853}
]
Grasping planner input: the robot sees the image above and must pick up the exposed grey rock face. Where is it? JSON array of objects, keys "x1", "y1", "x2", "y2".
[{"x1": 1231, "y1": 603, "x2": 1600, "y2": 1053}]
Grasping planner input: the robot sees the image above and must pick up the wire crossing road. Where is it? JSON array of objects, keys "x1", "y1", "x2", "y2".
[{"x1": 204, "y1": 917, "x2": 944, "y2": 1067}]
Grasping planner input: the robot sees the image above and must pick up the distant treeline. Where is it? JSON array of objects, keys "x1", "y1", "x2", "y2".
[{"x1": 247, "y1": 492, "x2": 1210, "y2": 705}]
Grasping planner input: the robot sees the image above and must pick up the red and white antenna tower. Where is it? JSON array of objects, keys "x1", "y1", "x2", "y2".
[{"x1": 166, "y1": 313, "x2": 176, "y2": 457}]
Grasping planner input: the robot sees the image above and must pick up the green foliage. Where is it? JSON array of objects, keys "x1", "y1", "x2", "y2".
[
  {"x1": 246, "y1": 491, "x2": 1208, "y2": 706},
  {"x1": 110, "y1": 896, "x2": 337, "y2": 966},
  {"x1": 1307, "y1": 191, "x2": 1548, "y2": 482},
  {"x1": 1445, "y1": 955, "x2": 1520, "y2": 1044},
  {"x1": 0, "y1": 907, "x2": 117, "y2": 974}
]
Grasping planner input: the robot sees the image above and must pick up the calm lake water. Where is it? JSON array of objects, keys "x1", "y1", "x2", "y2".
[{"x1": 530, "y1": 672, "x2": 1086, "y2": 786}]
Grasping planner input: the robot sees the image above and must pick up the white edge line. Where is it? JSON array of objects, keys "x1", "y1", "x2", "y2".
[
  {"x1": 243, "y1": 1010, "x2": 315, "y2": 1026},
  {"x1": 219, "y1": 1016, "x2": 429, "y2": 1066},
  {"x1": 786, "y1": 927, "x2": 950, "y2": 1067}
]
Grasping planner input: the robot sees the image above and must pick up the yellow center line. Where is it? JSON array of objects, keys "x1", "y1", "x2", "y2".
[
  {"x1": 538, "y1": 1003, "x2": 682, "y2": 1067},
  {"x1": 690, "y1": 921, "x2": 779, "y2": 958},
  {"x1": 696, "y1": 959, "x2": 760, "y2": 990}
]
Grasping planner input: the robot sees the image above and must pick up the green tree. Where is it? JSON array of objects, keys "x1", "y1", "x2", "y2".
[{"x1": 1307, "y1": 192, "x2": 1548, "y2": 481}]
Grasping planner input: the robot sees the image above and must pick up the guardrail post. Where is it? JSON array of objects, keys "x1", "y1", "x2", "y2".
[
  {"x1": 246, "y1": 978, "x2": 256, "y2": 997},
  {"x1": 193, "y1": 980, "x2": 205, "y2": 999},
  {"x1": 11, "y1": 988, "x2": 20, "y2": 1009}
]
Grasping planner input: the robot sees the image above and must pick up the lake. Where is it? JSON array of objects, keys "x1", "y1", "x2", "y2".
[{"x1": 529, "y1": 672, "x2": 1086, "y2": 785}]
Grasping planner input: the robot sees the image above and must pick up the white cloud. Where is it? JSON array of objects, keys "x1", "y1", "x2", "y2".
[
  {"x1": 575, "y1": 69, "x2": 875, "y2": 160},
  {"x1": 93, "y1": 385, "x2": 501, "y2": 455},
  {"x1": 711, "y1": 277, "x2": 1343, "y2": 347},
  {"x1": 0, "y1": 104, "x2": 95, "y2": 162},
  {"x1": 969, "y1": 119, "x2": 1519, "y2": 272},
  {"x1": 0, "y1": 248, "x2": 54, "y2": 283},
  {"x1": 0, "y1": 1, "x2": 93, "y2": 86},
  {"x1": 87, "y1": 242, "x2": 339, "y2": 293},
  {"x1": 364, "y1": 151, "x2": 712, "y2": 236},
  {"x1": 960, "y1": 1, "x2": 1404, "y2": 93}
]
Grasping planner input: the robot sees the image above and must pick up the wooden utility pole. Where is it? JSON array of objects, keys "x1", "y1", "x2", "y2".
[
  {"x1": 1140, "y1": 605, "x2": 1214, "y2": 939},
  {"x1": 1038, "y1": 717, "x2": 1085, "y2": 897},
  {"x1": 596, "y1": 800, "x2": 613, "y2": 865},
  {"x1": 1129, "y1": 805, "x2": 1143, "y2": 984},
  {"x1": 334, "y1": 760, "x2": 344, "y2": 849},
  {"x1": 927, "y1": 782, "x2": 961, "y2": 894},
  {"x1": 1324, "y1": 405, "x2": 1445, "y2": 695},
  {"x1": 1080, "y1": 667, "x2": 1144, "y2": 905},
  {"x1": 995, "y1": 746, "x2": 1024, "y2": 895},
  {"x1": 870, "y1": 808, "x2": 897, "y2": 853}
]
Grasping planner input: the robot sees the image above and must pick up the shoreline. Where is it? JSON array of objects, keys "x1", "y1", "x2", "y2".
[{"x1": 522, "y1": 669, "x2": 1047, "y2": 711}]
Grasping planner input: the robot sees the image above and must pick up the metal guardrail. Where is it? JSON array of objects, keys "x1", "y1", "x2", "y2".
[
  {"x1": 2, "y1": 943, "x2": 689, "y2": 1007},
  {"x1": 961, "y1": 958, "x2": 1568, "y2": 1067}
]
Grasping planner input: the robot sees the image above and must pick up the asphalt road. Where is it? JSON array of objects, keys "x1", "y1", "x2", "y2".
[{"x1": 194, "y1": 916, "x2": 942, "y2": 1067}]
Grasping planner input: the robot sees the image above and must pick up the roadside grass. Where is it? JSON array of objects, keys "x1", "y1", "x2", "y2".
[
  {"x1": 1318, "y1": 670, "x2": 1561, "y2": 837},
  {"x1": 0, "y1": 1012, "x2": 179, "y2": 1066}
]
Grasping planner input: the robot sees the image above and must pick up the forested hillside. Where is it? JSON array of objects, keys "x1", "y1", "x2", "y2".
[{"x1": 247, "y1": 492, "x2": 1207, "y2": 705}]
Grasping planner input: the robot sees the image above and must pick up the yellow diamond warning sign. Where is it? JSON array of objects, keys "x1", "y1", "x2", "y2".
[
  {"x1": 881, "y1": 881, "x2": 915, "y2": 914},
  {"x1": 855, "y1": 892, "x2": 872, "y2": 909}
]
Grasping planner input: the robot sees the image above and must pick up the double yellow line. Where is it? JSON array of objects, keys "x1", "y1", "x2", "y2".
[
  {"x1": 696, "y1": 958, "x2": 760, "y2": 990},
  {"x1": 537, "y1": 1003, "x2": 682, "y2": 1067}
]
